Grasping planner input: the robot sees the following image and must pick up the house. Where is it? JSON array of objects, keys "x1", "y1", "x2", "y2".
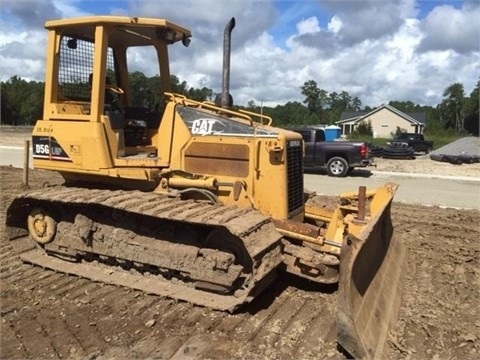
[{"x1": 336, "y1": 104, "x2": 426, "y2": 138}]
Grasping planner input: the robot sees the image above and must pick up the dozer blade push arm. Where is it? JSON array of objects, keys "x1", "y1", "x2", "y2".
[{"x1": 336, "y1": 183, "x2": 407, "y2": 359}]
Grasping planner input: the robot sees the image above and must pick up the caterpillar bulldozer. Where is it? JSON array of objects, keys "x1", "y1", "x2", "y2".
[{"x1": 6, "y1": 16, "x2": 406, "y2": 359}]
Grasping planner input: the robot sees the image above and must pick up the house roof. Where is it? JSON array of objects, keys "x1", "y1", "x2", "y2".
[
  {"x1": 337, "y1": 104, "x2": 426, "y2": 125},
  {"x1": 339, "y1": 111, "x2": 367, "y2": 121}
]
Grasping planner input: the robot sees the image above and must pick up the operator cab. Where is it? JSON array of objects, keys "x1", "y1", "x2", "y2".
[{"x1": 43, "y1": 16, "x2": 191, "y2": 158}]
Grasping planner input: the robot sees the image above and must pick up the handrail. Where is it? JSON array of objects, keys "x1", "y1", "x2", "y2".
[
  {"x1": 163, "y1": 92, "x2": 271, "y2": 126},
  {"x1": 238, "y1": 109, "x2": 272, "y2": 126}
]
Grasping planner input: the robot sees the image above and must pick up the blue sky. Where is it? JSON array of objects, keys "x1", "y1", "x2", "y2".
[{"x1": 1, "y1": 0, "x2": 479, "y2": 107}]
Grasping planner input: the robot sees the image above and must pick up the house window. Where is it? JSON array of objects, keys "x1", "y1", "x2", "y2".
[{"x1": 381, "y1": 124, "x2": 389, "y2": 127}]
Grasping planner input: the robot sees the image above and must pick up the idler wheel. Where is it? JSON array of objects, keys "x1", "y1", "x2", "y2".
[{"x1": 27, "y1": 207, "x2": 57, "y2": 244}]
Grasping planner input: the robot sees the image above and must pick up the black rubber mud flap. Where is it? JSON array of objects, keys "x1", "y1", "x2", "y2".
[{"x1": 337, "y1": 185, "x2": 407, "y2": 359}]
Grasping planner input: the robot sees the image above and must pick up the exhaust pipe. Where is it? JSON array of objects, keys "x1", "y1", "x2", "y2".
[{"x1": 216, "y1": 17, "x2": 235, "y2": 108}]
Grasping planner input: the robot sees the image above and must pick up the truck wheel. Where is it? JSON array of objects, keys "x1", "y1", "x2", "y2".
[{"x1": 326, "y1": 157, "x2": 349, "y2": 177}]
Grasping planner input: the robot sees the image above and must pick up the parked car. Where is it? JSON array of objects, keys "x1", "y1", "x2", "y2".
[
  {"x1": 388, "y1": 133, "x2": 433, "y2": 154},
  {"x1": 290, "y1": 126, "x2": 375, "y2": 177}
]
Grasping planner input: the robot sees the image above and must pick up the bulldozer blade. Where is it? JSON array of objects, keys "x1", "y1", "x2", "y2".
[{"x1": 337, "y1": 183, "x2": 407, "y2": 359}]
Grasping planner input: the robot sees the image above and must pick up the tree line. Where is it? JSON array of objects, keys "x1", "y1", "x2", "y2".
[{"x1": 1, "y1": 74, "x2": 478, "y2": 136}]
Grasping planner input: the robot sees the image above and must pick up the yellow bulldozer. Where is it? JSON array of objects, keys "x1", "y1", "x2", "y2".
[{"x1": 6, "y1": 16, "x2": 406, "y2": 359}]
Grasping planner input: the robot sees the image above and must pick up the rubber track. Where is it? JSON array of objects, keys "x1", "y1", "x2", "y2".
[{"x1": 10, "y1": 186, "x2": 284, "y2": 311}]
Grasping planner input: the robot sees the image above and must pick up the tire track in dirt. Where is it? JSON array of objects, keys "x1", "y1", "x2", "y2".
[
  {"x1": 0, "y1": 167, "x2": 336, "y2": 359},
  {"x1": 387, "y1": 203, "x2": 480, "y2": 359},
  {"x1": 1, "y1": 234, "x2": 343, "y2": 359},
  {"x1": 2, "y1": 166, "x2": 479, "y2": 359},
  {"x1": 0, "y1": 166, "x2": 356, "y2": 359},
  {"x1": 0, "y1": 317, "x2": 30, "y2": 359}
]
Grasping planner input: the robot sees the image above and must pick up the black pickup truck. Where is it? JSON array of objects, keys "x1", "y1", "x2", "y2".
[
  {"x1": 388, "y1": 133, "x2": 434, "y2": 154},
  {"x1": 290, "y1": 127, "x2": 375, "y2": 177}
]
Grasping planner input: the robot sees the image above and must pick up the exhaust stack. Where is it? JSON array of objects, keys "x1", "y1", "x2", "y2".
[{"x1": 217, "y1": 17, "x2": 235, "y2": 108}]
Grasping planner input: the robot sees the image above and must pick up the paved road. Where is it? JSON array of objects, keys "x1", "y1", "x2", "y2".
[
  {"x1": 1, "y1": 145, "x2": 479, "y2": 210},
  {"x1": 304, "y1": 171, "x2": 480, "y2": 210},
  {"x1": 0, "y1": 145, "x2": 33, "y2": 168}
]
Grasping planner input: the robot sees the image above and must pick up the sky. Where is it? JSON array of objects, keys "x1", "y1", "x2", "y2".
[{"x1": 0, "y1": 0, "x2": 479, "y2": 108}]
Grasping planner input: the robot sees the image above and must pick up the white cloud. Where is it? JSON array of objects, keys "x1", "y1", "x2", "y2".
[
  {"x1": 327, "y1": 16, "x2": 343, "y2": 34},
  {"x1": 0, "y1": 0, "x2": 478, "y2": 108},
  {"x1": 0, "y1": 28, "x2": 47, "y2": 81},
  {"x1": 296, "y1": 17, "x2": 320, "y2": 35},
  {"x1": 52, "y1": 0, "x2": 90, "y2": 18},
  {"x1": 418, "y1": 3, "x2": 480, "y2": 54}
]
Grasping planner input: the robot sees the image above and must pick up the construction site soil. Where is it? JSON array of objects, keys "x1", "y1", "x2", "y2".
[{"x1": 1, "y1": 166, "x2": 479, "y2": 360}]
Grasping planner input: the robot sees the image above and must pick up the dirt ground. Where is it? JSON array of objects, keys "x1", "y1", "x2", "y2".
[
  {"x1": 1, "y1": 126, "x2": 479, "y2": 359},
  {"x1": 373, "y1": 154, "x2": 480, "y2": 178},
  {"x1": 0, "y1": 165, "x2": 479, "y2": 360}
]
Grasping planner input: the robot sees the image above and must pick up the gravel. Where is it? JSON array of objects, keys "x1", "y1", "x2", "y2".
[{"x1": 431, "y1": 136, "x2": 480, "y2": 156}]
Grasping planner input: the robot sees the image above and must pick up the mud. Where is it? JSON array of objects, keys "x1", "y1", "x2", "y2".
[{"x1": 1, "y1": 165, "x2": 479, "y2": 359}]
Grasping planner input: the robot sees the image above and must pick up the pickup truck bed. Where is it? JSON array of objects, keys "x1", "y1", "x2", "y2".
[{"x1": 291, "y1": 127, "x2": 375, "y2": 177}]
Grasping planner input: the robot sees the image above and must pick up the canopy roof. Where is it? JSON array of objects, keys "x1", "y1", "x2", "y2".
[{"x1": 45, "y1": 16, "x2": 192, "y2": 47}]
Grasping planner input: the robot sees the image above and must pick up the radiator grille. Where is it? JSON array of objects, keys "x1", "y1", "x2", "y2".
[{"x1": 286, "y1": 142, "x2": 304, "y2": 214}]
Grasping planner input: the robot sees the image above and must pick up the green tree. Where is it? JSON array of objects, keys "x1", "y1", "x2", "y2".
[
  {"x1": 351, "y1": 96, "x2": 362, "y2": 111},
  {"x1": 259, "y1": 101, "x2": 308, "y2": 127},
  {"x1": 306, "y1": 112, "x2": 320, "y2": 125},
  {"x1": 300, "y1": 80, "x2": 328, "y2": 117},
  {"x1": 246, "y1": 100, "x2": 257, "y2": 110},
  {"x1": 328, "y1": 90, "x2": 352, "y2": 123},
  {"x1": 129, "y1": 71, "x2": 158, "y2": 106},
  {"x1": 388, "y1": 100, "x2": 419, "y2": 113},
  {"x1": 464, "y1": 80, "x2": 479, "y2": 136},
  {"x1": 423, "y1": 107, "x2": 443, "y2": 135},
  {"x1": 439, "y1": 83, "x2": 465, "y2": 131},
  {"x1": 356, "y1": 120, "x2": 373, "y2": 136},
  {"x1": 1, "y1": 76, "x2": 44, "y2": 125},
  {"x1": 187, "y1": 87, "x2": 213, "y2": 102},
  {"x1": 170, "y1": 75, "x2": 188, "y2": 95}
]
